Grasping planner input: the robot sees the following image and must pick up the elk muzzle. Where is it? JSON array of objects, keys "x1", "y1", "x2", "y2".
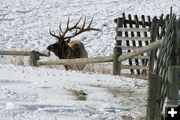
[{"x1": 47, "y1": 45, "x2": 53, "y2": 51}]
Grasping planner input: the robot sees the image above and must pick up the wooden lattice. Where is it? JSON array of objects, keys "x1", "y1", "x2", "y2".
[
  {"x1": 146, "y1": 14, "x2": 178, "y2": 120},
  {"x1": 114, "y1": 13, "x2": 168, "y2": 79},
  {"x1": 152, "y1": 14, "x2": 176, "y2": 113}
]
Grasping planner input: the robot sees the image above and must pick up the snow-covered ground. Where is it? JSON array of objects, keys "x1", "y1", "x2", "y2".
[
  {"x1": 0, "y1": 0, "x2": 180, "y2": 120},
  {"x1": 0, "y1": 64, "x2": 147, "y2": 120},
  {"x1": 1, "y1": 0, "x2": 180, "y2": 57}
]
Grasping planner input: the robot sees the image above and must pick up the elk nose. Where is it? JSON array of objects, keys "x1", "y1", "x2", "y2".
[{"x1": 47, "y1": 46, "x2": 53, "y2": 51}]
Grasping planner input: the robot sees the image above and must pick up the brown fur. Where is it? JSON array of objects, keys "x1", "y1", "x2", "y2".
[
  {"x1": 47, "y1": 39, "x2": 88, "y2": 70},
  {"x1": 47, "y1": 16, "x2": 99, "y2": 70}
]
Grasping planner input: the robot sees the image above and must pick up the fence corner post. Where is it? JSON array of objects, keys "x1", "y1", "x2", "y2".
[
  {"x1": 167, "y1": 65, "x2": 180, "y2": 105},
  {"x1": 113, "y1": 17, "x2": 123, "y2": 75},
  {"x1": 146, "y1": 73, "x2": 161, "y2": 120},
  {"x1": 29, "y1": 50, "x2": 39, "y2": 67}
]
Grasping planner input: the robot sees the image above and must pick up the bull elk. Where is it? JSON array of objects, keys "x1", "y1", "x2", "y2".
[{"x1": 47, "y1": 16, "x2": 100, "y2": 70}]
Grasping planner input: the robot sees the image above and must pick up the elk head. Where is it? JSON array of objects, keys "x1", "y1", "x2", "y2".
[{"x1": 47, "y1": 16, "x2": 100, "y2": 70}]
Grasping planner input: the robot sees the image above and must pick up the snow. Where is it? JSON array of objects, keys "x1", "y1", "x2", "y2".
[
  {"x1": 1, "y1": 0, "x2": 180, "y2": 57},
  {"x1": 0, "y1": 64, "x2": 147, "y2": 120},
  {"x1": 0, "y1": 0, "x2": 180, "y2": 119}
]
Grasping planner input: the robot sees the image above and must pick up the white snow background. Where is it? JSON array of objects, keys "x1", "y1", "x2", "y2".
[{"x1": 0, "y1": 0, "x2": 180, "y2": 120}]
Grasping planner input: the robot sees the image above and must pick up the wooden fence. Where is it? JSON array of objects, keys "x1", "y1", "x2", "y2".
[
  {"x1": 0, "y1": 49, "x2": 113, "y2": 67},
  {"x1": 0, "y1": 13, "x2": 168, "y2": 80},
  {"x1": 0, "y1": 50, "x2": 50, "y2": 66},
  {"x1": 1, "y1": 12, "x2": 180, "y2": 120},
  {"x1": 113, "y1": 13, "x2": 169, "y2": 79},
  {"x1": 37, "y1": 55, "x2": 113, "y2": 66},
  {"x1": 146, "y1": 14, "x2": 180, "y2": 120}
]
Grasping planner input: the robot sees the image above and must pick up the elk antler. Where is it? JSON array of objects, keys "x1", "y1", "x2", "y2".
[
  {"x1": 49, "y1": 16, "x2": 101, "y2": 41},
  {"x1": 63, "y1": 16, "x2": 101, "y2": 40},
  {"x1": 49, "y1": 28, "x2": 61, "y2": 40}
]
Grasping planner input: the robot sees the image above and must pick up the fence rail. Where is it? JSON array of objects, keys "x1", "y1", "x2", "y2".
[
  {"x1": 0, "y1": 50, "x2": 50, "y2": 66},
  {"x1": 0, "y1": 50, "x2": 30, "y2": 56},
  {"x1": 118, "y1": 40, "x2": 162, "y2": 62},
  {"x1": 115, "y1": 36, "x2": 151, "y2": 41},
  {"x1": 37, "y1": 56, "x2": 113, "y2": 66},
  {"x1": 116, "y1": 27, "x2": 150, "y2": 32},
  {"x1": 0, "y1": 50, "x2": 113, "y2": 67},
  {"x1": 0, "y1": 50, "x2": 50, "y2": 57}
]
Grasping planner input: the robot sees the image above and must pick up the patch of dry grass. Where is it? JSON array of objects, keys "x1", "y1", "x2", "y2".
[
  {"x1": 68, "y1": 89, "x2": 88, "y2": 101},
  {"x1": 1, "y1": 54, "x2": 113, "y2": 75},
  {"x1": 83, "y1": 63, "x2": 112, "y2": 74},
  {"x1": 0, "y1": 55, "x2": 26, "y2": 66},
  {"x1": 10, "y1": 56, "x2": 25, "y2": 66}
]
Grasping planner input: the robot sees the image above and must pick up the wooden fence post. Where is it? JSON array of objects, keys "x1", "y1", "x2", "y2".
[
  {"x1": 176, "y1": 18, "x2": 180, "y2": 65},
  {"x1": 113, "y1": 17, "x2": 123, "y2": 75},
  {"x1": 146, "y1": 74, "x2": 161, "y2": 120},
  {"x1": 167, "y1": 66, "x2": 180, "y2": 105},
  {"x1": 167, "y1": 16, "x2": 180, "y2": 105},
  {"x1": 29, "y1": 50, "x2": 39, "y2": 67},
  {"x1": 148, "y1": 17, "x2": 158, "y2": 73}
]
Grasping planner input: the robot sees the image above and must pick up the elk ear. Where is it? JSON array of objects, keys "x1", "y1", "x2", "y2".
[{"x1": 65, "y1": 39, "x2": 71, "y2": 44}]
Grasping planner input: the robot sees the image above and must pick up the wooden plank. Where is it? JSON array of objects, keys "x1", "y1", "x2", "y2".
[
  {"x1": 29, "y1": 51, "x2": 39, "y2": 67},
  {"x1": 121, "y1": 73, "x2": 148, "y2": 79},
  {"x1": 116, "y1": 46, "x2": 142, "y2": 50},
  {"x1": 146, "y1": 74, "x2": 161, "y2": 120},
  {"x1": 116, "y1": 27, "x2": 149, "y2": 32},
  {"x1": 134, "y1": 15, "x2": 143, "y2": 75},
  {"x1": 122, "y1": 13, "x2": 134, "y2": 74},
  {"x1": 121, "y1": 65, "x2": 149, "y2": 70},
  {"x1": 115, "y1": 36, "x2": 151, "y2": 41},
  {"x1": 149, "y1": 17, "x2": 158, "y2": 73},
  {"x1": 0, "y1": 50, "x2": 30, "y2": 56},
  {"x1": 141, "y1": 15, "x2": 150, "y2": 75},
  {"x1": 167, "y1": 66, "x2": 180, "y2": 105},
  {"x1": 128, "y1": 14, "x2": 141, "y2": 75},
  {"x1": 116, "y1": 18, "x2": 150, "y2": 26},
  {"x1": 148, "y1": 16, "x2": 151, "y2": 27},
  {"x1": 176, "y1": 18, "x2": 180, "y2": 65},
  {"x1": 118, "y1": 40, "x2": 162, "y2": 62},
  {"x1": 37, "y1": 55, "x2": 113, "y2": 66},
  {"x1": 113, "y1": 17, "x2": 123, "y2": 75},
  {"x1": 130, "y1": 55, "x2": 149, "y2": 59},
  {"x1": 141, "y1": 15, "x2": 150, "y2": 49},
  {"x1": 0, "y1": 50, "x2": 50, "y2": 57},
  {"x1": 171, "y1": 15, "x2": 178, "y2": 66},
  {"x1": 121, "y1": 55, "x2": 149, "y2": 60}
]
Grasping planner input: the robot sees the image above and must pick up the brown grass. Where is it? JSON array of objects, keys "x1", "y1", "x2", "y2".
[
  {"x1": 0, "y1": 55, "x2": 26, "y2": 66},
  {"x1": 107, "y1": 87, "x2": 135, "y2": 98},
  {"x1": 83, "y1": 63, "x2": 112, "y2": 74},
  {"x1": 0, "y1": 54, "x2": 113, "y2": 75},
  {"x1": 10, "y1": 55, "x2": 25, "y2": 66},
  {"x1": 43, "y1": 63, "x2": 113, "y2": 75},
  {"x1": 68, "y1": 89, "x2": 88, "y2": 101}
]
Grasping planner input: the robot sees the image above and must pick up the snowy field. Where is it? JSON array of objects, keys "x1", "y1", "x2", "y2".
[
  {"x1": 1, "y1": 0, "x2": 180, "y2": 56},
  {"x1": 0, "y1": 0, "x2": 180, "y2": 120},
  {"x1": 0, "y1": 64, "x2": 147, "y2": 120}
]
